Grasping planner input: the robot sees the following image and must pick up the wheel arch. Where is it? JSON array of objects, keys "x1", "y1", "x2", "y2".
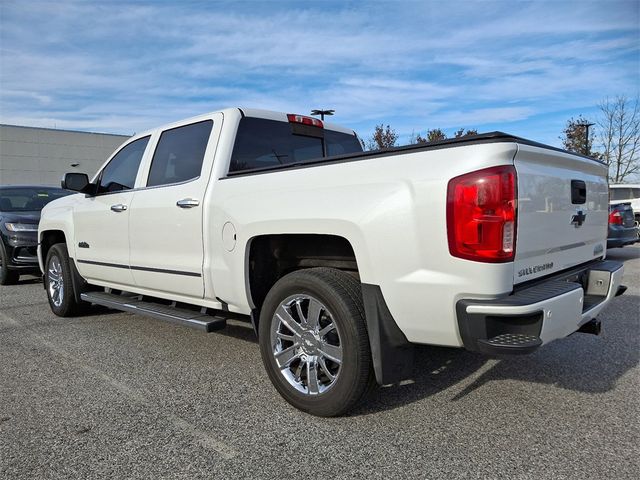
[
  {"x1": 244, "y1": 233, "x2": 360, "y2": 328},
  {"x1": 39, "y1": 229, "x2": 67, "y2": 268},
  {"x1": 40, "y1": 229, "x2": 88, "y2": 302}
]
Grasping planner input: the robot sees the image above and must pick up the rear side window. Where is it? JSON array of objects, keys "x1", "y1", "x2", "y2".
[
  {"x1": 147, "y1": 120, "x2": 213, "y2": 187},
  {"x1": 633, "y1": 188, "x2": 640, "y2": 198},
  {"x1": 97, "y1": 136, "x2": 150, "y2": 194},
  {"x1": 229, "y1": 118, "x2": 363, "y2": 173},
  {"x1": 325, "y1": 129, "x2": 364, "y2": 157}
]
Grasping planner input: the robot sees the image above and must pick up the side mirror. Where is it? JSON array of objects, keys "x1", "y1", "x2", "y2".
[{"x1": 62, "y1": 172, "x2": 90, "y2": 192}]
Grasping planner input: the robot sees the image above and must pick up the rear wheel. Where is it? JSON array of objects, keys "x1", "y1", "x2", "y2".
[
  {"x1": 0, "y1": 243, "x2": 19, "y2": 285},
  {"x1": 259, "y1": 267, "x2": 374, "y2": 417},
  {"x1": 45, "y1": 243, "x2": 86, "y2": 316}
]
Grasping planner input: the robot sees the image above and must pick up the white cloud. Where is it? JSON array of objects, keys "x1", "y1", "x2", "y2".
[{"x1": 0, "y1": 0, "x2": 637, "y2": 145}]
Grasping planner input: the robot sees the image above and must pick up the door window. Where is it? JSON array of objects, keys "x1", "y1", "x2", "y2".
[
  {"x1": 97, "y1": 136, "x2": 150, "y2": 194},
  {"x1": 147, "y1": 120, "x2": 213, "y2": 187}
]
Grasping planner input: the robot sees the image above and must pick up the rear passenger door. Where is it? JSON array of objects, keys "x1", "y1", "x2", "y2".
[{"x1": 128, "y1": 116, "x2": 219, "y2": 299}]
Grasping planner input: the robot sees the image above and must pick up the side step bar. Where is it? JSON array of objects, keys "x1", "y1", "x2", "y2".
[{"x1": 81, "y1": 291, "x2": 228, "y2": 332}]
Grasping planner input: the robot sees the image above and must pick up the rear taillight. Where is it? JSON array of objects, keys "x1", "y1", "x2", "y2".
[
  {"x1": 609, "y1": 210, "x2": 623, "y2": 225},
  {"x1": 287, "y1": 113, "x2": 323, "y2": 128},
  {"x1": 447, "y1": 165, "x2": 517, "y2": 263}
]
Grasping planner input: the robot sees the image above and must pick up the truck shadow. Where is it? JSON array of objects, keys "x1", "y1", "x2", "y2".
[
  {"x1": 450, "y1": 297, "x2": 639, "y2": 400},
  {"x1": 13, "y1": 274, "x2": 42, "y2": 285},
  {"x1": 352, "y1": 254, "x2": 639, "y2": 415},
  {"x1": 352, "y1": 297, "x2": 638, "y2": 416}
]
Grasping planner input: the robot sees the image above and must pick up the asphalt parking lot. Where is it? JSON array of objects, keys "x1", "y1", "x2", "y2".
[{"x1": 1, "y1": 247, "x2": 639, "y2": 479}]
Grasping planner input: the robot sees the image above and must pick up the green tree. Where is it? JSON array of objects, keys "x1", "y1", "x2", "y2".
[
  {"x1": 560, "y1": 115, "x2": 594, "y2": 155},
  {"x1": 454, "y1": 128, "x2": 478, "y2": 138},
  {"x1": 416, "y1": 128, "x2": 447, "y2": 143}
]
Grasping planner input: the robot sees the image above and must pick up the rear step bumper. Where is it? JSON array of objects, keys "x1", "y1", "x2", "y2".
[
  {"x1": 81, "y1": 291, "x2": 228, "y2": 332},
  {"x1": 456, "y1": 260, "x2": 624, "y2": 355}
]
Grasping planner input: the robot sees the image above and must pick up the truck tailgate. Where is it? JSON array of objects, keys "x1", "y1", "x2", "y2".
[{"x1": 514, "y1": 143, "x2": 609, "y2": 284}]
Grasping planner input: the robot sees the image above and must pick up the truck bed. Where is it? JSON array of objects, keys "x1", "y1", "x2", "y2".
[{"x1": 224, "y1": 131, "x2": 605, "y2": 177}]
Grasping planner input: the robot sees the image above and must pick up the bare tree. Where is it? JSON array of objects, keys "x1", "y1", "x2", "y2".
[
  {"x1": 367, "y1": 124, "x2": 398, "y2": 150},
  {"x1": 597, "y1": 96, "x2": 640, "y2": 183}
]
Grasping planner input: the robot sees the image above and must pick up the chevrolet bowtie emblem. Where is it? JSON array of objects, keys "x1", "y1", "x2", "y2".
[{"x1": 571, "y1": 210, "x2": 587, "y2": 227}]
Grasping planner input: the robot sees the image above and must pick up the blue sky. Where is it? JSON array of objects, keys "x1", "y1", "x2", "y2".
[{"x1": 0, "y1": 0, "x2": 638, "y2": 147}]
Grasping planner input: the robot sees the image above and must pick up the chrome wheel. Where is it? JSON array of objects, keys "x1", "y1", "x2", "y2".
[
  {"x1": 48, "y1": 255, "x2": 64, "y2": 307},
  {"x1": 271, "y1": 294, "x2": 342, "y2": 395}
]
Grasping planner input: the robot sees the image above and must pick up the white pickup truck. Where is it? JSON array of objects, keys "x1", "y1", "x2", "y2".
[{"x1": 38, "y1": 108, "x2": 626, "y2": 416}]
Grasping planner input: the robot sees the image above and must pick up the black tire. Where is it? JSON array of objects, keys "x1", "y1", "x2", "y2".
[
  {"x1": 44, "y1": 243, "x2": 85, "y2": 317},
  {"x1": 0, "y1": 242, "x2": 19, "y2": 285},
  {"x1": 259, "y1": 267, "x2": 375, "y2": 417}
]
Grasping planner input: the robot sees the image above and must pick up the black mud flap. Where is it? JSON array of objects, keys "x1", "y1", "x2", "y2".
[
  {"x1": 69, "y1": 256, "x2": 90, "y2": 302},
  {"x1": 361, "y1": 284, "x2": 414, "y2": 385}
]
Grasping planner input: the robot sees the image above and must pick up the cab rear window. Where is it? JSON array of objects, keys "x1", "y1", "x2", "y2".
[{"x1": 229, "y1": 118, "x2": 362, "y2": 173}]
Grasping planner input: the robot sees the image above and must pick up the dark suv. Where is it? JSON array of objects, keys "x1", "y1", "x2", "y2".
[
  {"x1": 0, "y1": 185, "x2": 72, "y2": 284},
  {"x1": 607, "y1": 203, "x2": 639, "y2": 249}
]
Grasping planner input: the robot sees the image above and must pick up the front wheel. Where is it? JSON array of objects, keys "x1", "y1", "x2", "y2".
[
  {"x1": 259, "y1": 267, "x2": 374, "y2": 417},
  {"x1": 44, "y1": 243, "x2": 86, "y2": 317}
]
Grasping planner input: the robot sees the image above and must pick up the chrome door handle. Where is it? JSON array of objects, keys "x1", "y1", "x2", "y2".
[
  {"x1": 110, "y1": 204, "x2": 127, "y2": 212},
  {"x1": 176, "y1": 198, "x2": 200, "y2": 208}
]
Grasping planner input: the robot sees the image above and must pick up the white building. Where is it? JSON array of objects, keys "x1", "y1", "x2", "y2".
[{"x1": 0, "y1": 124, "x2": 129, "y2": 186}]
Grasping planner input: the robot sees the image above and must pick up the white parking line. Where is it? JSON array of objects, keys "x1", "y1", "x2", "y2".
[{"x1": 0, "y1": 310, "x2": 238, "y2": 460}]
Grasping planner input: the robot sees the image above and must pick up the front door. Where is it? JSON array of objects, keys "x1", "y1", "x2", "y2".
[
  {"x1": 128, "y1": 118, "x2": 217, "y2": 299},
  {"x1": 73, "y1": 136, "x2": 150, "y2": 286}
]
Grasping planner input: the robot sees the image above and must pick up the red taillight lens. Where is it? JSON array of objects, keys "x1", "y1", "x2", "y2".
[
  {"x1": 447, "y1": 165, "x2": 517, "y2": 263},
  {"x1": 287, "y1": 113, "x2": 323, "y2": 128},
  {"x1": 609, "y1": 210, "x2": 623, "y2": 225}
]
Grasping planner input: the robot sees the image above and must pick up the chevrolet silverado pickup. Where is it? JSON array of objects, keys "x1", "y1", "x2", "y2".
[{"x1": 38, "y1": 108, "x2": 626, "y2": 416}]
